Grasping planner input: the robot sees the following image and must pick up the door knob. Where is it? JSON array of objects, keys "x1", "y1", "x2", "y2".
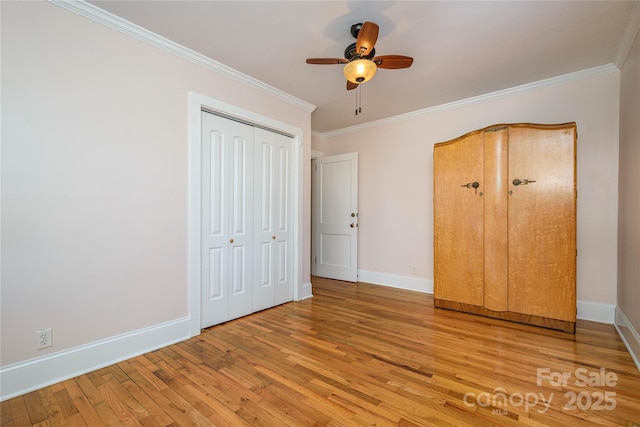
[
  {"x1": 350, "y1": 223, "x2": 355, "y2": 228},
  {"x1": 229, "y1": 238, "x2": 234, "y2": 243}
]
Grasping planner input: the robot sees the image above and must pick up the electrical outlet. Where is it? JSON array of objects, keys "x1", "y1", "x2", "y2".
[{"x1": 36, "y1": 328, "x2": 52, "y2": 350}]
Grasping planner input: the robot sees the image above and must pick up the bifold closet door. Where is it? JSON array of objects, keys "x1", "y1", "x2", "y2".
[
  {"x1": 253, "y1": 128, "x2": 294, "y2": 312},
  {"x1": 201, "y1": 112, "x2": 254, "y2": 328},
  {"x1": 433, "y1": 130, "x2": 485, "y2": 306}
]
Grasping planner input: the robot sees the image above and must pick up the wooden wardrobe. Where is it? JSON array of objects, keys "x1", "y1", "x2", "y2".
[{"x1": 433, "y1": 123, "x2": 577, "y2": 332}]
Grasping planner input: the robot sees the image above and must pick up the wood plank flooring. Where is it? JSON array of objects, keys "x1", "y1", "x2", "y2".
[{"x1": 2, "y1": 277, "x2": 639, "y2": 426}]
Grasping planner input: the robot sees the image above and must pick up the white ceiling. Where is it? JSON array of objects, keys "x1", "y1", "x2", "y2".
[{"x1": 89, "y1": 1, "x2": 637, "y2": 133}]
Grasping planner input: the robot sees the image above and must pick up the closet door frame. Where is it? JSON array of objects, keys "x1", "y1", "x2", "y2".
[{"x1": 187, "y1": 92, "x2": 305, "y2": 337}]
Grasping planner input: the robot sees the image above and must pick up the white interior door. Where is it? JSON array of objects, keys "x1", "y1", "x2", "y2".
[
  {"x1": 253, "y1": 128, "x2": 294, "y2": 311},
  {"x1": 201, "y1": 112, "x2": 254, "y2": 328},
  {"x1": 312, "y1": 153, "x2": 358, "y2": 282}
]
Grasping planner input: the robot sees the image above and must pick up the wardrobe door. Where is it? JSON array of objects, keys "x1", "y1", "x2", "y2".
[
  {"x1": 507, "y1": 125, "x2": 577, "y2": 321},
  {"x1": 434, "y1": 130, "x2": 484, "y2": 306}
]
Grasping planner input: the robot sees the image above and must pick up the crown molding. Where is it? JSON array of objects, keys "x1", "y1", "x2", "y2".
[
  {"x1": 316, "y1": 63, "x2": 619, "y2": 140},
  {"x1": 614, "y1": 0, "x2": 640, "y2": 69},
  {"x1": 47, "y1": 0, "x2": 316, "y2": 113}
]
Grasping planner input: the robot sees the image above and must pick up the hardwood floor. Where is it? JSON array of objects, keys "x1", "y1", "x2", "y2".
[{"x1": 2, "y1": 277, "x2": 639, "y2": 426}]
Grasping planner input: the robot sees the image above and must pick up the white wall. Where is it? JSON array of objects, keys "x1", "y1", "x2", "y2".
[
  {"x1": 0, "y1": 0, "x2": 312, "y2": 394},
  {"x1": 317, "y1": 68, "x2": 620, "y2": 316},
  {"x1": 616, "y1": 19, "x2": 640, "y2": 367}
]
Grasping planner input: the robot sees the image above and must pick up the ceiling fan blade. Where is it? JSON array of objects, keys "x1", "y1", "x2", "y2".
[
  {"x1": 373, "y1": 55, "x2": 414, "y2": 69},
  {"x1": 356, "y1": 21, "x2": 379, "y2": 56},
  {"x1": 347, "y1": 80, "x2": 358, "y2": 90},
  {"x1": 306, "y1": 58, "x2": 348, "y2": 65}
]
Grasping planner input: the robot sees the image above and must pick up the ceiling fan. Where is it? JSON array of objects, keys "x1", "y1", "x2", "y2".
[{"x1": 306, "y1": 21, "x2": 414, "y2": 90}]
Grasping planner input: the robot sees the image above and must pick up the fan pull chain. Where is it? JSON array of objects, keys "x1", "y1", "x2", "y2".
[{"x1": 355, "y1": 85, "x2": 363, "y2": 115}]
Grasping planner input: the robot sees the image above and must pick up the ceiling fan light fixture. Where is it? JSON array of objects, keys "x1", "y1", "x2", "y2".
[{"x1": 343, "y1": 58, "x2": 377, "y2": 84}]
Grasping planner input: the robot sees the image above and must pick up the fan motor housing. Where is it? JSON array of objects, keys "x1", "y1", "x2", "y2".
[{"x1": 344, "y1": 43, "x2": 376, "y2": 61}]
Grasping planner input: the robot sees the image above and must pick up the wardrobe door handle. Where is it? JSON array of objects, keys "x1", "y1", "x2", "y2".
[
  {"x1": 461, "y1": 181, "x2": 480, "y2": 189},
  {"x1": 461, "y1": 182, "x2": 480, "y2": 194},
  {"x1": 513, "y1": 178, "x2": 536, "y2": 186}
]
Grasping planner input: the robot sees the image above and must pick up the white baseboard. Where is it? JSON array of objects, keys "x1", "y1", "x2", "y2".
[
  {"x1": 576, "y1": 300, "x2": 616, "y2": 323},
  {"x1": 614, "y1": 307, "x2": 640, "y2": 373},
  {"x1": 0, "y1": 317, "x2": 191, "y2": 401},
  {"x1": 357, "y1": 271, "x2": 615, "y2": 325},
  {"x1": 358, "y1": 270, "x2": 433, "y2": 294},
  {"x1": 298, "y1": 281, "x2": 313, "y2": 300}
]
